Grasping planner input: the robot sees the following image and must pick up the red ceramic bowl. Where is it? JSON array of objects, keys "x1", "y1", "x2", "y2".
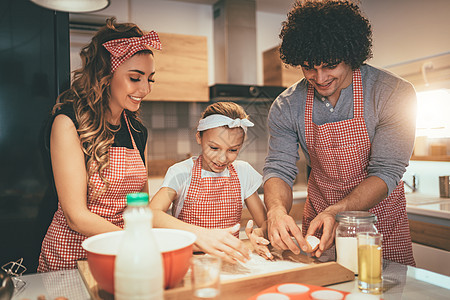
[{"x1": 81, "y1": 228, "x2": 196, "y2": 294}]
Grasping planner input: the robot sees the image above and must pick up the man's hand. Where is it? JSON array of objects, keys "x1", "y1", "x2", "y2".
[
  {"x1": 306, "y1": 210, "x2": 338, "y2": 257},
  {"x1": 266, "y1": 207, "x2": 308, "y2": 254},
  {"x1": 192, "y1": 224, "x2": 251, "y2": 264}
]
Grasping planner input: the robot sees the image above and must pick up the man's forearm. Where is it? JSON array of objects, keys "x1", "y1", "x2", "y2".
[
  {"x1": 263, "y1": 177, "x2": 293, "y2": 215},
  {"x1": 324, "y1": 176, "x2": 388, "y2": 215}
]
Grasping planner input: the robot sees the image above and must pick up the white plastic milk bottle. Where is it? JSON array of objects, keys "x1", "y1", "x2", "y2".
[{"x1": 114, "y1": 192, "x2": 164, "y2": 300}]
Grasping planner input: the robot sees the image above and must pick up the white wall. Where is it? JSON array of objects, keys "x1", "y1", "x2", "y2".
[
  {"x1": 404, "y1": 161, "x2": 450, "y2": 196},
  {"x1": 256, "y1": 11, "x2": 286, "y2": 84},
  {"x1": 361, "y1": 0, "x2": 450, "y2": 68}
]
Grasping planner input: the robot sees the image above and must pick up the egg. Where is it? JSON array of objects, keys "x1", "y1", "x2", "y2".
[{"x1": 307, "y1": 235, "x2": 320, "y2": 250}]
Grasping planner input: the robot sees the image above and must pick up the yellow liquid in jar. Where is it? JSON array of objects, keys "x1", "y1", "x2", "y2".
[{"x1": 358, "y1": 244, "x2": 382, "y2": 284}]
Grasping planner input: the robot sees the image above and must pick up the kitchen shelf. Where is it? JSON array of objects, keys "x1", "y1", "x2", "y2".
[{"x1": 410, "y1": 155, "x2": 450, "y2": 162}]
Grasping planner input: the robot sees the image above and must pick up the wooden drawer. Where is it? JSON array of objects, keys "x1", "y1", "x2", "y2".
[{"x1": 409, "y1": 219, "x2": 450, "y2": 251}]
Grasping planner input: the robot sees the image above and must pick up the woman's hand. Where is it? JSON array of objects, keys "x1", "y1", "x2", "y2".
[
  {"x1": 193, "y1": 224, "x2": 251, "y2": 264},
  {"x1": 245, "y1": 220, "x2": 272, "y2": 260}
]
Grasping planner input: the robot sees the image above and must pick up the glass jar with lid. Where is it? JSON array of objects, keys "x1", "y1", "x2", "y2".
[{"x1": 335, "y1": 211, "x2": 378, "y2": 274}]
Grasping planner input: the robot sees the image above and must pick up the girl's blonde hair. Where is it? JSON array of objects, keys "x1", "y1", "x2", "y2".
[{"x1": 201, "y1": 101, "x2": 248, "y2": 119}]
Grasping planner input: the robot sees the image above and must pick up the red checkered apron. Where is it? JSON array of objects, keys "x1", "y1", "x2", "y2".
[
  {"x1": 303, "y1": 69, "x2": 415, "y2": 266},
  {"x1": 178, "y1": 155, "x2": 242, "y2": 237},
  {"x1": 38, "y1": 112, "x2": 147, "y2": 272}
]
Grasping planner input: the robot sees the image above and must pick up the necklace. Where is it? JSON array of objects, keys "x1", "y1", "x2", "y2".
[{"x1": 108, "y1": 122, "x2": 121, "y2": 133}]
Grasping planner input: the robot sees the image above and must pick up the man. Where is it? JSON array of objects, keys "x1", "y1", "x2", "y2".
[{"x1": 263, "y1": 0, "x2": 416, "y2": 266}]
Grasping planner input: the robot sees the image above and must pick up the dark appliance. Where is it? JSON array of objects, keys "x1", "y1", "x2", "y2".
[
  {"x1": 0, "y1": 0, "x2": 70, "y2": 273},
  {"x1": 210, "y1": 84, "x2": 286, "y2": 103}
]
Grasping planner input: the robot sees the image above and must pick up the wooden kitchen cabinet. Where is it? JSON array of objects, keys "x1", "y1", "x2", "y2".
[
  {"x1": 408, "y1": 219, "x2": 450, "y2": 251},
  {"x1": 263, "y1": 46, "x2": 303, "y2": 87},
  {"x1": 409, "y1": 219, "x2": 450, "y2": 276},
  {"x1": 144, "y1": 32, "x2": 209, "y2": 102}
]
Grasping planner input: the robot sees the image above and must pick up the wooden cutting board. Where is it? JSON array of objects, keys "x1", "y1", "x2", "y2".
[{"x1": 77, "y1": 245, "x2": 354, "y2": 300}]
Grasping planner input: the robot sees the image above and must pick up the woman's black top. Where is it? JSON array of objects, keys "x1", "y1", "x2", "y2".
[{"x1": 36, "y1": 104, "x2": 148, "y2": 254}]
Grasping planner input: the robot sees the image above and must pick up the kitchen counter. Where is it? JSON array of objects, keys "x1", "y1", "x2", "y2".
[
  {"x1": 150, "y1": 176, "x2": 450, "y2": 227},
  {"x1": 10, "y1": 259, "x2": 450, "y2": 299},
  {"x1": 285, "y1": 187, "x2": 450, "y2": 223},
  {"x1": 9, "y1": 185, "x2": 449, "y2": 298},
  {"x1": 265, "y1": 186, "x2": 450, "y2": 225},
  {"x1": 405, "y1": 193, "x2": 450, "y2": 225}
]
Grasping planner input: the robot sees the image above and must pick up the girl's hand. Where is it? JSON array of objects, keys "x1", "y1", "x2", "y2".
[
  {"x1": 193, "y1": 224, "x2": 251, "y2": 264},
  {"x1": 245, "y1": 220, "x2": 273, "y2": 260}
]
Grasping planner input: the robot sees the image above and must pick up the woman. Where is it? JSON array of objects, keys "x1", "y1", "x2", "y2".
[{"x1": 38, "y1": 18, "x2": 161, "y2": 272}]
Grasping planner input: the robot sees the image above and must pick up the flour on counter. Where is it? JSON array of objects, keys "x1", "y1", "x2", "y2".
[{"x1": 220, "y1": 253, "x2": 309, "y2": 281}]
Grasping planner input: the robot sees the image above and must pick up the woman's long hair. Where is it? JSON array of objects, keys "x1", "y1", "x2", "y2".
[{"x1": 53, "y1": 18, "x2": 148, "y2": 195}]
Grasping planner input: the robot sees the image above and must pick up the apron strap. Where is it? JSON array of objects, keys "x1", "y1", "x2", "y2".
[
  {"x1": 123, "y1": 111, "x2": 138, "y2": 150},
  {"x1": 305, "y1": 69, "x2": 363, "y2": 147}
]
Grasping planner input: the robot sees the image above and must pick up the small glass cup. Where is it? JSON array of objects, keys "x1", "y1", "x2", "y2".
[
  {"x1": 357, "y1": 232, "x2": 383, "y2": 294},
  {"x1": 191, "y1": 256, "x2": 221, "y2": 299}
]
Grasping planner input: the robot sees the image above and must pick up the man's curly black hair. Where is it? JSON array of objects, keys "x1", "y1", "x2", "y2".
[{"x1": 279, "y1": 0, "x2": 373, "y2": 70}]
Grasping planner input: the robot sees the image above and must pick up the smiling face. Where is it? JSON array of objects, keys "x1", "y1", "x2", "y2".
[
  {"x1": 108, "y1": 52, "x2": 155, "y2": 124},
  {"x1": 196, "y1": 126, "x2": 245, "y2": 173},
  {"x1": 301, "y1": 61, "x2": 353, "y2": 104}
]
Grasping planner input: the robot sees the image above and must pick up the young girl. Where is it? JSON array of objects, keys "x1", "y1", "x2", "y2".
[
  {"x1": 38, "y1": 18, "x2": 160, "y2": 272},
  {"x1": 150, "y1": 102, "x2": 271, "y2": 263}
]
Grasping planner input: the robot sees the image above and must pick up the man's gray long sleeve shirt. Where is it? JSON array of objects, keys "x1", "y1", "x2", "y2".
[{"x1": 263, "y1": 64, "x2": 417, "y2": 196}]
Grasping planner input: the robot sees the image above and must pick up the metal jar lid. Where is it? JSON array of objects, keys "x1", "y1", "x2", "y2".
[{"x1": 335, "y1": 211, "x2": 377, "y2": 224}]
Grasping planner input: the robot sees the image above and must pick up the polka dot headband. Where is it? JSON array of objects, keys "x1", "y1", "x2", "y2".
[{"x1": 102, "y1": 31, "x2": 162, "y2": 73}]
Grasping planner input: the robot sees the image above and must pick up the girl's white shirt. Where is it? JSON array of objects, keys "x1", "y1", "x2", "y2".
[{"x1": 158, "y1": 156, "x2": 262, "y2": 218}]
